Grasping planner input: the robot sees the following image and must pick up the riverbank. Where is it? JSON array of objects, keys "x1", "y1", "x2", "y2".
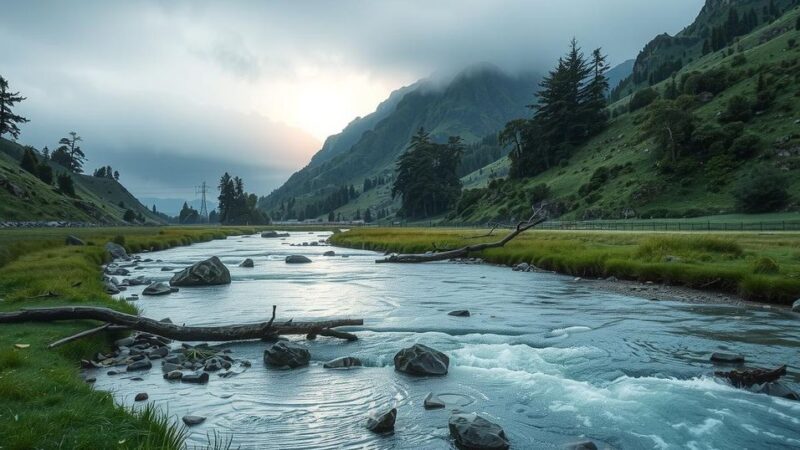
[
  {"x1": 330, "y1": 228, "x2": 800, "y2": 305},
  {"x1": 0, "y1": 226, "x2": 256, "y2": 449}
]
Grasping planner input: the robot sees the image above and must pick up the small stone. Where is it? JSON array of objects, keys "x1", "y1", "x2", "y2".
[
  {"x1": 449, "y1": 413, "x2": 509, "y2": 450},
  {"x1": 566, "y1": 441, "x2": 598, "y2": 450},
  {"x1": 264, "y1": 341, "x2": 310, "y2": 368},
  {"x1": 149, "y1": 347, "x2": 169, "y2": 359},
  {"x1": 163, "y1": 370, "x2": 184, "y2": 380},
  {"x1": 162, "y1": 362, "x2": 181, "y2": 373},
  {"x1": 423, "y1": 393, "x2": 445, "y2": 409},
  {"x1": 182, "y1": 415, "x2": 206, "y2": 426},
  {"x1": 108, "y1": 370, "x2": 121, "y2": 376},
  {"x1": 115, "y1": 337, "x2": 135, "y2": 348},
  {"x1": 239, "y1": 258, "x2": 254, "y2": 268},
  {"x1": 366, "y1": 407, "x2": 396, "y2": 433},
  {"x1": 13, "y1": 343, "x2": 30, "y2": 349},
  {"x1": 85, "y1": 377, "x2": 96, "y2": 383},
  {"x1": 142, "y1": 282, "x2": 173, "y2": 296},
  {"x1": 711, "y1": 352, "x2": 745, "y2": 364},
  {"x1": 448, "y1": 310, "x2": 470, "y2": 317},
  {"x1": 285, "y1": 255, "x2": 312, "y2": 264},
  {"x1": 792, "y1": 299, "x2": 800, "y2": 313},
  {"x1": 323, "y1": 356, "x2": 362, "y2": 369},
  {"x1": 134, "y1": 392, "x2": 149, "y2": 402},
  {"x1": 65, "y1": 235, "x2": 85, "y2": 246},
  {"x1": 129, "y1": 377, "x2": 144, "y2": 381},
  {"x1": 323, "y1": 251, "x2": 336, "y2": 256},
  {"x1": 181, "y1": 372, "x2": 210, "y2": 384},
  {"x1": 127, "y1": 359, "x2": 152, "y2": 372}
]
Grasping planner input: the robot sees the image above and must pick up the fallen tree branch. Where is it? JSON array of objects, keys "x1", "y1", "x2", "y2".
[
  {"x1": 48, "y1": 322, "x2": 111, "y2": 348},
  {"x1": 462, "y1": 222, "x2": 500, "y2": 239},
  {"x1": 0, "y1": 306, "x2": 363, "y2": 342},
  {"x1": 378, "y1": 207, "x2": 547, "y2": 264}
]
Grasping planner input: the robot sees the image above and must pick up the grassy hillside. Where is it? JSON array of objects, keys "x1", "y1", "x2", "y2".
[
  {"x1": 0, "y1": 138, "x2": 163, "y2": 224},
  {"x1": 453, "y1": 5, "x2": 800, "y2": 223}
]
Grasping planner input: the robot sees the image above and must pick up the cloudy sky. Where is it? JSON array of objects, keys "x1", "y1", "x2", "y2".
[{"x1": 1, "y1": 0, "x2": 703, "y2": 203}]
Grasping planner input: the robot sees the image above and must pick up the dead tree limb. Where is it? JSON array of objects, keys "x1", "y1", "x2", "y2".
[
  {"x1": 0, "y1": 306, "x2": 363, "y2": 342},
  {"x1": 462, "y1": 222, "x2": 500, "y2": 239},
  {"x1": 48, "y1": 323, "x2": 111, "y2": 348},
  {"x1": 377, "y1": 207, "x2": 547, "y2": 264}
]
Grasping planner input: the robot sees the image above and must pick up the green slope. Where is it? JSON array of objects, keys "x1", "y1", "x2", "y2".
[
  {"x1": 0, "y1": 138, "x2": 164, "y2": 224},
  {"x1": 453, "y1": 4, "x2": 800, "y2": 223},
  {"x1": 259, "y1": 64, "x2": 539, "y2": 221}
]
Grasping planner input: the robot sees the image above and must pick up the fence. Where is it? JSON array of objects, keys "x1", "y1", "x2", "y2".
[{"x1": 387, "y1": 220, "x2": 800, "y2": 232}]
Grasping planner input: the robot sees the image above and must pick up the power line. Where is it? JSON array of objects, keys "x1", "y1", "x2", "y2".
[{"x1": 195, "y1": 181, "x2": 209, "y2": 219}]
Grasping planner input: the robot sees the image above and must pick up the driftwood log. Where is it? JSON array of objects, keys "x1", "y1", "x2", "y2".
[
  {"x1": 0, "y1": 306, "x2": 363, "y2": 342},
  {"x1": 377, "y1": 209, "x2": 546, "y2": 264}
]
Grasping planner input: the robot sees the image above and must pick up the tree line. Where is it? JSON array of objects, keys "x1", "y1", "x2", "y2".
[
  {"x1": 217, "y1": 172, "x2": 269, "y2": 225},
  {"x1": 501, "y1": 39, "x2": 609, "y2": 179}
]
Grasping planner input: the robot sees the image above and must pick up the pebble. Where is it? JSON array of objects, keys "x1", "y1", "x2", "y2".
[
  {"x1": 134, "y1": 392, "x2": 149, "y2": 401},
  {"x1": 182, "y1": 415, "x2": 206, "y2": 426}
]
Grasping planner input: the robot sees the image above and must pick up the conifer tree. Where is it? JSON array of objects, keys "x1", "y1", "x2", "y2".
[{"x1": 0, "y1": 76, "x2": 29, "y2": 139}]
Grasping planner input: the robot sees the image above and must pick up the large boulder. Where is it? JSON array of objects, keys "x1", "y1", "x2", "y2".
[
  {"x1": 285, "y1": 255, "x2": 312, "y2": 264},
  {"x1": 65, "y1": 235, "x2": 85, "y2": 246},
  {"x1": 105, "y1": 242, "x2": 129, "y2": 260},
  {"x1": 448, "y1": 413, "x2": 509, "y2": 450},
  {"x1": 170, "y1": 257, "x2": 231, "y2": 286},
  {"x1": 263, "y1": 341, "x2": 310, "y2": 368},
  {"x1": 142, "y1": 282, "x2": 173, "y2": 296},
  {"x1": 366, "y1": 407, "x2": 396, "y2": 433},
  {"x1": 394, "y1": 344, "x2": 449, "y2": 376}
]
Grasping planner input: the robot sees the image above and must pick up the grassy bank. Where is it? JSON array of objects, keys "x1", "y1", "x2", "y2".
[
  {"x1": 0, "y1": 226, "x2": 257, "y2": 449},
  {"x1": 331, "y1": 228, "x2": 800, "y2": 304}
]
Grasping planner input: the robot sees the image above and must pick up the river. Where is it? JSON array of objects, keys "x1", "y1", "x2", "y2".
[{"x1": 90, "y1": 231, "x2": 800, "y2": 449}]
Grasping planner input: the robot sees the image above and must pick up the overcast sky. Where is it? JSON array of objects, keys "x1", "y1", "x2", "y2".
[{"x1": 0, "y1": 0, "x2": 704, "y2": 200}]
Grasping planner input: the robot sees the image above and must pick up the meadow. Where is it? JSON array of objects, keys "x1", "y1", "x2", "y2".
[
  {"x1": 331, "y1": 227, "x2": 800, "y2": 304},
  {"x1": 0, "y1": 226, "x2": 256, "y2": 449}
]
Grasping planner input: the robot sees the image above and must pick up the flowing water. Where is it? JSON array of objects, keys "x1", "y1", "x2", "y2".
[{"x1": 90, "y1": 232, "x2": 800, "y2": 449}]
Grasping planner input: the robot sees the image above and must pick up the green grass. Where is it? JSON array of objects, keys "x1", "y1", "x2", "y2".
[
  {"x1": 331, "y1": 227, "x2": 800, "y2": 304},
  {"x1": 0, "y1": 226, "x2": 257, "y2": 449}
]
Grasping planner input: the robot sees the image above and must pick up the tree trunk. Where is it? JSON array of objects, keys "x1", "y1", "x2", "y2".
[
  {"x1": 0, "y1": 306, "x2": 363, "y2": 342},
  {"x1": 377, "y1": 213, "x2": 546, "y2": 263}
]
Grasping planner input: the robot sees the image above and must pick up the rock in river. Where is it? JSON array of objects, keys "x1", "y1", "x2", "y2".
[
  {"x1": 127, "y1": 359, "x2": 152, "y2": 372},
  {"x1": 394, "y1": 344, "x2": 449, "y2": 376},
  {"x1": 366, "y1": 407, "x2": 396, "y2": 433},
  {"x1": 134, "y1": 392, "x2": 149, "y2": 402},
  {"x1": 285, "y1": 255, "x2": 312, "y2": 264},
  {"x1": 323, "y1": 356, "x2": 362, "y2": 369},
  {"x1": 142, "y1": 282, "x2": 173, "y2": 296},
  {"x1": 170, "y1": 256, "x2": 231, "y2": 286},
  {"x1": 239, "y1": 258, "x2": 254, "y2": 268},
  {"x1": 105, "y1": 242, "x2": 129, "y2": 260},
  {"x1": 423, "y1": 393, "x2": 446, "y2": 409},
  {"x1": 262, "y1": 231, "x2": 289, "y2": 238},
  {"x1": 264, "y1": 341, "x2": 310, "y2": 368},
  {"x1": 323, "y1": 250, "x2": 336, "y2": 256},
  {"x1": 181, "y1": 372, "x2": 210, "y2": 384},
  {"x1": 448, "y1": 413, "x2": 509, "y2": 450},
  {"x1": 448, "y1": 310, "x2": 471, "y2": 317},
  {"x1": 793, "y1": 298, "x2": 800, "y2": 313},
  {"x1": 183, "y1": 415, "x2": 206, "y2": 426},
  {"x1": 710, "y1": 352, "x2": 745, "y2": 364}
]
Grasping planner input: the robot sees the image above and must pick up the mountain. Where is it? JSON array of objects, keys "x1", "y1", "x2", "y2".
[
  {"x1": 612, "y1": 0, "x2": 798, "y2": 100},
  {"x1": 451, "y1": 2, "x2": 800, "y2": 223},
  {"x1": 260, "y1": 64, "x2": 540, "y2": 219},
  {"x1": 606, "y1": 59, "x2": 635, "y2": 94},
  {"x1": 0, "y1": 138, "x2": 164, "y2": 224}
]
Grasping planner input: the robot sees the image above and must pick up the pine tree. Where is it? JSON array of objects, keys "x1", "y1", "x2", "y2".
[
  {"x1": 702, "y1": 39, "x2": 711, "y2": 55},
  {"x1": 57, "y1": 173, "x2": 75, "y2": 196},
  {"x1": 20, "y1": 148, "x2": 39, "y2": 175},
  {"x1": 581, "y1": 48, "x2": 610, "y2": 136},
  {"x1": 53, "y1": 132, "x2": 86, "y2": 173},
  {"x1": 0, "y1": 76, "x2": 29, "y2": 139},
  {"x1": 364, "y1": 208, "x2": 372, "y2": 223},
  {"x1": 664, "y1": 76, "x2": 679, "y2": 100},
  {"x1": 328, "y1": 211, "x2": 335, "y2": 222}
]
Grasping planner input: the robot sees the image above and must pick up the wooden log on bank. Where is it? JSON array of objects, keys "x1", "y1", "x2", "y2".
[
  {"x1": 377, "y1": 209, "x2": 547, "y2": 264},
  {"x1": 0, "y1": 306, "x2": 363, "y2": 342}
]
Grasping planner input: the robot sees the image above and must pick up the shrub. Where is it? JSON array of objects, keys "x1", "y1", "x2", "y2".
[
  {"x1": 719, "y1": 95, "x2": 753, "y2": 123},
  {"x1": 731, "y1": 54, "x2": 747, "y2": 67},
  {"x1": 56, "y1": 173, "x2": 75, "y2": 196},
  {"x1": 36, "y1": 163, "x2": 53, "y2": 184},
  {"x1": 752, "y1": 256, "x2": 780, "y2": 274},
  {"x1": 728, "y1": 133, "x2": 761, "y2": 159},
  {"x1": 629, "y1": 88, "x2": 659, "y2": 112},
  {"x1": 733, "y1": 167, "x2": 790, "y2": 213},
  {"x1": 123, "y1": 209, "x2": 136, "y2": 222},
  {"x1": 19, "y1": 148, "x2": 39, "y2": 176},
  {"x1": 528, "y1": 183, "x2": 551, "y2": 204},
  {"x1": 112, "y1": 235, "x2": 126, "y2": 245}
]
